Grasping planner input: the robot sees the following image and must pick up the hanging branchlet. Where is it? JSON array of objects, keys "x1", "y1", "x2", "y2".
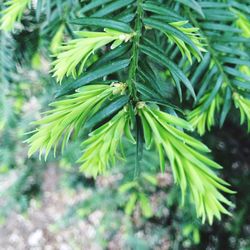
[
  {"x1": 78, "y1": 107, "x2": 135, "y2": 177},
  {"x1": 0, "y1": 0, "x2": 30, "y2": 31},
  {"x1": 26, "y1": 83, "x2": 127, "y2": 159},
  {"x1": 138, "y1": 104, "x2": 234, "y2": 224},
  {"x1": 52, "y1": 29, "x2": 134, "y2": 83}
]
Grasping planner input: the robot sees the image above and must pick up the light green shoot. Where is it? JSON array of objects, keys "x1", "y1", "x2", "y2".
[
  {"x1": 50, "y1": 24, "x2": 65, "y2": 54},
  {"x1": 188, "y1": 93, "x2": 222, "y2": 136},
  {"x1": 27, "y1": 83, "x2": 127, "y2": 160},
  {"x1": 233, "y1": 93, "x2": 250, "y2": 132},
  {"x1": 52, "y1": 29, "x2": 133, "y2": 83},
  {"x1": 138, "y1": 104, "x2": 234, "y2": 224},
  {"x1": 0, "y1": 0, "x2": 30, "y2": 31},
  {"x1": 167, "y1": 20, "x2": 206, "y2": 63},
  {"x1": 78, "y1": 107, "x2": 135, "y2": 177},
  {"x1": 232, "y1": 9, "x2": 250, "y2": 75},
  {"x1": 232, "y1": 8, "x2": 250, "y2": 38}
]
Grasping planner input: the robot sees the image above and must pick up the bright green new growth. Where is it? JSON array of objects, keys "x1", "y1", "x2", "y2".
[
  {"x1": 52, "y1": 29, "x2": 133, "y2": 83},
  {"x1": 167, "y1": 21, "x2": 206, "y2": 63},
  {"x1": 188, "y1": 93, "x2": 222, "y2": 136},
  {"x1": 0, "y1": 0, "x2": 30, "y2": 31},
  {"x1": 138, "y1": 104, "x2": 234, "y2": 224},
  {"x1": 78, "y1": 107, "x2": 135, "y2": 177},
  {"x1": 233, "y1": 93, "x2": 250, "y2": 132},
  {"x1": 27, "y1": 83, "x2": 127, "y2": 159},
  {"x1": 50, "y1": 24, "x2": 65, "y2": 54},
  {"x1": 233, "y1": 8, "x2": 250, "y2": 38}
]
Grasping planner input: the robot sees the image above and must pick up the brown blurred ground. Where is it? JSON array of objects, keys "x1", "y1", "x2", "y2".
[{"x1": 0, "y1": 166, "x2": 104, "y2": 250}]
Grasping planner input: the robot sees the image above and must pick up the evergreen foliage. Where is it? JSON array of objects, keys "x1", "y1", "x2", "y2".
[{"x1": 1, "y1": 0, "x2": 250, "y2": 226}]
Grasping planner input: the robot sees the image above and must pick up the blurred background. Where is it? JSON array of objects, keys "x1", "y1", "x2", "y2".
[{"x1": 0, "y1": 2, "x2": 250, "y2": 250}]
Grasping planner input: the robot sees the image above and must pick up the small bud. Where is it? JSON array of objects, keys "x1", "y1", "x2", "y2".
[
  {"x1": 119, "y1": 34, "x2": 127, "y2": 41},
  {"x1": 119, "y1": 33, "x2": 133, "y2": 42},
  {"x1": 136, "y1": 102, "x2": 146, "y2": 109},
  {"x1": 111, "y1": 82, "x2": 127, "y2": 95}
]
